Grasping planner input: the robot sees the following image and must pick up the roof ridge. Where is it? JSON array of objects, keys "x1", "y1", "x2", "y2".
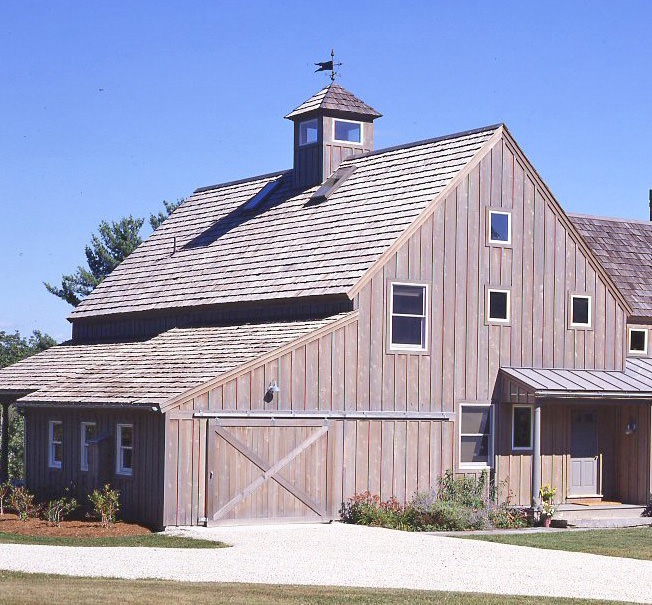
[
  {"x1": 569, "y1": 212, "x2": 652, "y2": 226},
  {"x1": 193, "y1": 169, "x2": 290, "y2": 194}
]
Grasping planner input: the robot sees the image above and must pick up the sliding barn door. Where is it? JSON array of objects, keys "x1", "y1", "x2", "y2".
[{"x1": 206, "y1": 419, "x2": 331, "y2": 524}]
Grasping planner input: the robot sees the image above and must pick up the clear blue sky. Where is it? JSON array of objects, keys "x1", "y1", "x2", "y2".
[{"x1": 1, "y1": 1, "x2": 651, "y2": 342}]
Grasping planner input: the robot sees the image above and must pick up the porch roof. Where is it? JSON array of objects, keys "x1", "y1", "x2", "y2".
[{"x1": 501, "y1": 359, "x2": 652, "y2": 400}]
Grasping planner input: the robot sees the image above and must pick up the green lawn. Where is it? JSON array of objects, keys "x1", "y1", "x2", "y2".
[
  {"x1": 0, "y1": 572, "x2": 634, "y2": 605},
  {"x1": 0, "y1": 532, "x2": 227, "y2": 548},
  {"x1": 462, "y1": 526, "x2": 652, "y2": 560}
]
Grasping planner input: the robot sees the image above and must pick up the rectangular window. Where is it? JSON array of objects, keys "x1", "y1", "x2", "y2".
[
  {"x1": 334, "y1": 119, "x2": 362, "y2": 143},
  {"x1": 488, "y1": 210, "x2": 511, "y2": 245},
  {"x1": 389, "y1": 283, "x2": 428, "y2": 351},
  {"x1": 512, "y1": 405, "x2": 533, "y2": 450},
  {"x1": 570, "y1": 294, "x2": 591, "y2": 328},
  {"x1": 48, "y1": 421, "x2": 62, "y2": 469},
  {"x1": 487, "y1": 288, "x2": 510, "y2": 323},
  {"x1": 80, "y1": 422, "x2": 96, "y2": 471},
  {"x1": 628, "y1": 328, "x2": 648, "y2": 355},
  {"x1": 299, "y1": 119, "x2": 318, "y2": 146},
  {"x1": 116, "y1": 424, "x2": 133, "y2": 476},
  {"x1": 460, "y1": 404, "x2": 492, "y2": 468}
]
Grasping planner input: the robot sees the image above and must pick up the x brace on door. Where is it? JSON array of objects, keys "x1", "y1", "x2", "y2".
[{"x1": 211, "y1": 422, "x2": 330, "y2": 521}]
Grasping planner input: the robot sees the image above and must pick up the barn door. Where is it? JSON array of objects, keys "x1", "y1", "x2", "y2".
[{"x1": 206, "y1": 419, "x2": 331, "y2": 523}]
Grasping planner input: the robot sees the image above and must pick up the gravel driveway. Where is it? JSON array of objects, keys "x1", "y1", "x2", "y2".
[{"x1": 0, "y1": 523, "x2": 651, "y2": 603}]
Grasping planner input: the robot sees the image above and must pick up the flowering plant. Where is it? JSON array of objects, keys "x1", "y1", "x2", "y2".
[{"x1": 539, "y1": 484, "x2": 556, "y2": 503}]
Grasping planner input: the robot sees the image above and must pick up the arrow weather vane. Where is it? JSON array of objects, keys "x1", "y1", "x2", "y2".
[{"x1": 315, "y1": 49, "x2": 342, "y2": 82}]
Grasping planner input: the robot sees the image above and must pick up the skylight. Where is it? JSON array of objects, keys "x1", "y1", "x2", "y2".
[
  {"x1": 242, "y1": 176, "x2": 284, "y2": 212},
  {"x1": 309, "y1": 166, "x2": 357, "y2": 204}
]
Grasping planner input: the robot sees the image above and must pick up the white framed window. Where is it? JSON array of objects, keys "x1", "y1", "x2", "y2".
[
  {"x1": 80, "y1": 422, "x2": 96, "y2": 471},
  {"x1": 116, "y1": 424, "x2": 133, "y2": 476},
  {"x1": 512, "y1": 405, "x2": 533, "y2": 450},
  {"x1": 569, "y1": 294, "x2": 592, "y2": 328},
  {"x1": 299, "y1": 119, "x2": 318, "y2": 146},
  {"x1": 48, "y1": 420, "x2": 62, "y2": 469},
  {"x1": 459, "y1": 403, "x2": 493, "y2": 469},
  {"x1": 486, "y1": 288, "x2": 510, "y2": 324},
  {"x1": 333, "y1": 119, "x2": 362, "y2": 144},
  {"x1": 628, "y1": 328, "x2": 648, "y2": 355},
  {"x1": 389, "y1": 282, "x2": 428, "y2": 352},
  {"x1": 487, "y1": 210, "x2": 511, "y2": 245}
]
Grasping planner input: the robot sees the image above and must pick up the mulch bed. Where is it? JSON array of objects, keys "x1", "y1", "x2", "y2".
[{"x1": 0, "y1": 512, "x2": 152, "y2": 538}]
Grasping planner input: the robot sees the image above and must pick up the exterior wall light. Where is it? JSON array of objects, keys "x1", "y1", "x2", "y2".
[
  {"x1": 263, "y1": 380, "x2": 280, "y2": 403},
  {"x1": 625, "y1": 421, "x2": 637, "y2": 435}
]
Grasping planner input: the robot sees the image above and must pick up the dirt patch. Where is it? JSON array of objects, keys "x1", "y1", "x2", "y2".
[{"x1": 0, "y1": 513, "x2": 151, "y2": 538}]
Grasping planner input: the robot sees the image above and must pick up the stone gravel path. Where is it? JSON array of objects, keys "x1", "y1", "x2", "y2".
[{"x1": 0, "y1": 523, "x2": 651, "y2": 603}]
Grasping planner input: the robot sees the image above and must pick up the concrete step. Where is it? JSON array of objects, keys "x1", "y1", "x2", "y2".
[
  {"x1": 555, "y1": 504, "x2": 650, "y2": 527},
  {"x1": 566, "y1": 517, "x2": 652, "y2": 529}
]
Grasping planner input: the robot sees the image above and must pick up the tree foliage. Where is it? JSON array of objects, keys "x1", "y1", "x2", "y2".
[{"x1": 45, "y1": 199, "x2": 184, "y2": 307}]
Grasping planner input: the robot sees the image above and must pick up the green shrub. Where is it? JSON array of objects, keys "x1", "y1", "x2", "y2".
[
  {"x1": 9, "y1": 486, "x2": 39, "y2": 521},
  {"x1": 339, "y1": 491, "x2": 418, "y2": 530},
  {"x1": 88, "y1": 484, "x2": 120, "y2": 527},
  {"x1": 0, "y1": 482, "x2": 10, "y2": 515},
  {"x1": 44, "y1": 491, "x2": 78, "y2": 527},
  {"x1": 436, "y1": 470, "x2": 490, "y2": 508}
]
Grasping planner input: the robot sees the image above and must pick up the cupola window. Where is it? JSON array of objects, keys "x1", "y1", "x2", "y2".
[
  {"x1": 299, "y1": 119, "x2": 319, "y2": 146},
  {"x1": 334, "y1": 119, "x2": 362, "y2": 144}
]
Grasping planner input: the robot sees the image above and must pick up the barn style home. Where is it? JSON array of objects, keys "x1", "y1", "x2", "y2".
[{"x1": 1, "y1": 82, "x2": 652, "y2": 528}]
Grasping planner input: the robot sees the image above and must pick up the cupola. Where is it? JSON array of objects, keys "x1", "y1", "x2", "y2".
[{"x1": 285, "y1": 83, "x2": 382, "y2": 189}]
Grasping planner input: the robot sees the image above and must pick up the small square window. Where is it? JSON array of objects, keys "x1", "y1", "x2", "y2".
[
  {"x1": 487, "y1": 289, "x2": 510, "y2": 323},
  {"x1": 570, "y1": 295, "x2": 591, "y2": 328},
  {"x1": 389, "y1": 283, "x2": 428, "y2": 351},
  {"x1": 512, "y1": 405, "x2": 533, "y2": 450},
  {"x1": 299, "y1": 119, "x2": 318, "y2": 146},
  {"x1": 460, "y1": 404, "x2": 493, "y2": 468},
  {"x1": 334, "y1": 120, "x2": 361, "y2": 143},
  {"x1": 488, "y1": 210, "x2": 511, "y2": 244},
  {"x1": 629, "y1": 328, "x2": 648, "y2": 355}
]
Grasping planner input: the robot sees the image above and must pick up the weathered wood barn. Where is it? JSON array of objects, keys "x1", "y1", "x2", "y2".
[{"x1": 1, "y1": 82, "x2": 652, "y2": 528}]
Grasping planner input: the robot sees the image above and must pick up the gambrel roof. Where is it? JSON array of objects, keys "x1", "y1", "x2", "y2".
[
  {"x1": 70, "y1": 125, "x2": 500, "y2": 320},
  {"x1": 0, "y1": 315, "x2": 351, "y2": 406},
  {"x1": 570, "y1": 214, "x2": 652, "y2": 320}
]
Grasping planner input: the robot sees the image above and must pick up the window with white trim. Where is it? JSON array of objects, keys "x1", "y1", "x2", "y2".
[
  {"x1": 48, "y1": 420, "x2": 62, "y2": 469},
  {"x1": 299, "y1": 119, "x2": 318, "y2": 146},
  {"x1": 333, "y1": 119, "x2": 362, "y2": 143},
  {"x1": 80, "y1": 422, "x2": 96, "y2": 471},
  {"x1": 389, "y1": 283, "x2": 428, "y2": 351},
  {"x1": 628, "y1": 328, "x2": 648, "y2": 355},
  {"x1": 512, "y1": 405, "x2": 533, "y2": 450},
  {"x1": 487, "y1": 288, "x2": 510, "y2": 323},
  {"x1": 570, "y1": 294, "x2": 591, "y2": 328},
  {"x1": 488, "y1": 210, "x2": 511, "y2": 245},
  {"x1": 460, "y1": 404, "x2": 492, "y2": 468},
  {"x1": 116, "y1": 424, "x2": 133, "y2": 476}
]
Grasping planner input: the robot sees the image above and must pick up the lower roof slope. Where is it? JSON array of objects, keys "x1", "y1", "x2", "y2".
[
  {"x1": 70, "y1": 125, "x2": 500, "y2": 320},
  {"x1": 570, "y1": 214, "x2": 652, "y2": 319},
  {"x1": 0, "y1": 315, "x2": 350, "y2": 407}
]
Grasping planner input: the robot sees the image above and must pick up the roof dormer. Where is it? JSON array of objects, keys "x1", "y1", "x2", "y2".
[{"x1": 285, "y1": 83, "x2": 381, "y2": 189}]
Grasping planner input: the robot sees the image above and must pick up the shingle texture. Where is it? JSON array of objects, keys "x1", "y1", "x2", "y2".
[
  {"x1": 70, "y1": 125, "x2": 499, "y2": 320},
  {"x1": 0, "y1": 315, "x2": 349, "y2": 406},
  {"x1": 570, "y1": 214, "x2": 652, "y2": 318},
  {"x1": 284, "y1": 83, "x2": 382, "y2": 119}
]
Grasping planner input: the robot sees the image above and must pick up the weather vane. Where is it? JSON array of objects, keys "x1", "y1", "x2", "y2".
[{"x1": 314, "y1": 49, "x2": 342, "y2": 82}]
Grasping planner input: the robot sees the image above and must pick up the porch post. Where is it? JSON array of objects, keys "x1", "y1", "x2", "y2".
[
  {"x1": 0, "y1": 402, "x2": 9, "y2": 483},
  {"x1": 531, "y1": 402, "x2": 542, "y2": 509}
]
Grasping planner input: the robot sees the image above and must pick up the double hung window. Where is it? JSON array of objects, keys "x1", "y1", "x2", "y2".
[{"x1": 389, "y1": 283, "x2": 428, "y2": 351}]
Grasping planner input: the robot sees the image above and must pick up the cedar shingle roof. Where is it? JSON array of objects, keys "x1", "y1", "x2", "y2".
[
  {"x1": 69, "y1": 125, "x2": 500, "y2": 320},
  {"x1": 0, "y1": 315, "x2": 351, "y2": 406},
  {"x1": 284, "y1": 83, "x2": 382, "y2": 119},
  {"x1": 570, "y1": 214, "x2": 652, "y2": 319}
]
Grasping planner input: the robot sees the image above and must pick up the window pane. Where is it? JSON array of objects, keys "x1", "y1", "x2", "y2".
[
  {"x1": 630, "y1": 330, "x2": 647, "y2": 352},
  {"x1": 572, "y1": 296, "x2": 590, "y2": 325},
  {"x1": 122, "y1": 448, "x2": 132, "y2": 470},
  {"x1": 461, "y1": 435, "x2": 489, "y2": 463},
  {"x1": 392, "y1": 316, "x2": 424, "y2": 346},
  {"x1": 513, "y1": 407, "x2": 532, "y2": 448},
  {"x1": 489, "y1": 291, "x2": 508, "y2": 320},
  {"x1": 53, "y1": 443, "x2": 62, "y2": 463},
  {"x1": 121, "y1": 426, "x2": 133, "y2": 447},
  {"x1": 393, "y1": 285, "x2": 425, "y2": 315},
  {"x1": 52, "y1": 423, "x2": 62, "y2": 442},
  {"x1": 461, "y1": 407, "x2": 491, "y2": 434},
  {"x1": 490, "y1": 212, "x2": 510, "y2": 242},
  {"x1": 300, "y1": 120, "x2": 318, "y2": 145},
  {"x1": 334, "y1": 120, "x2": 361, "y2": 143}
]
